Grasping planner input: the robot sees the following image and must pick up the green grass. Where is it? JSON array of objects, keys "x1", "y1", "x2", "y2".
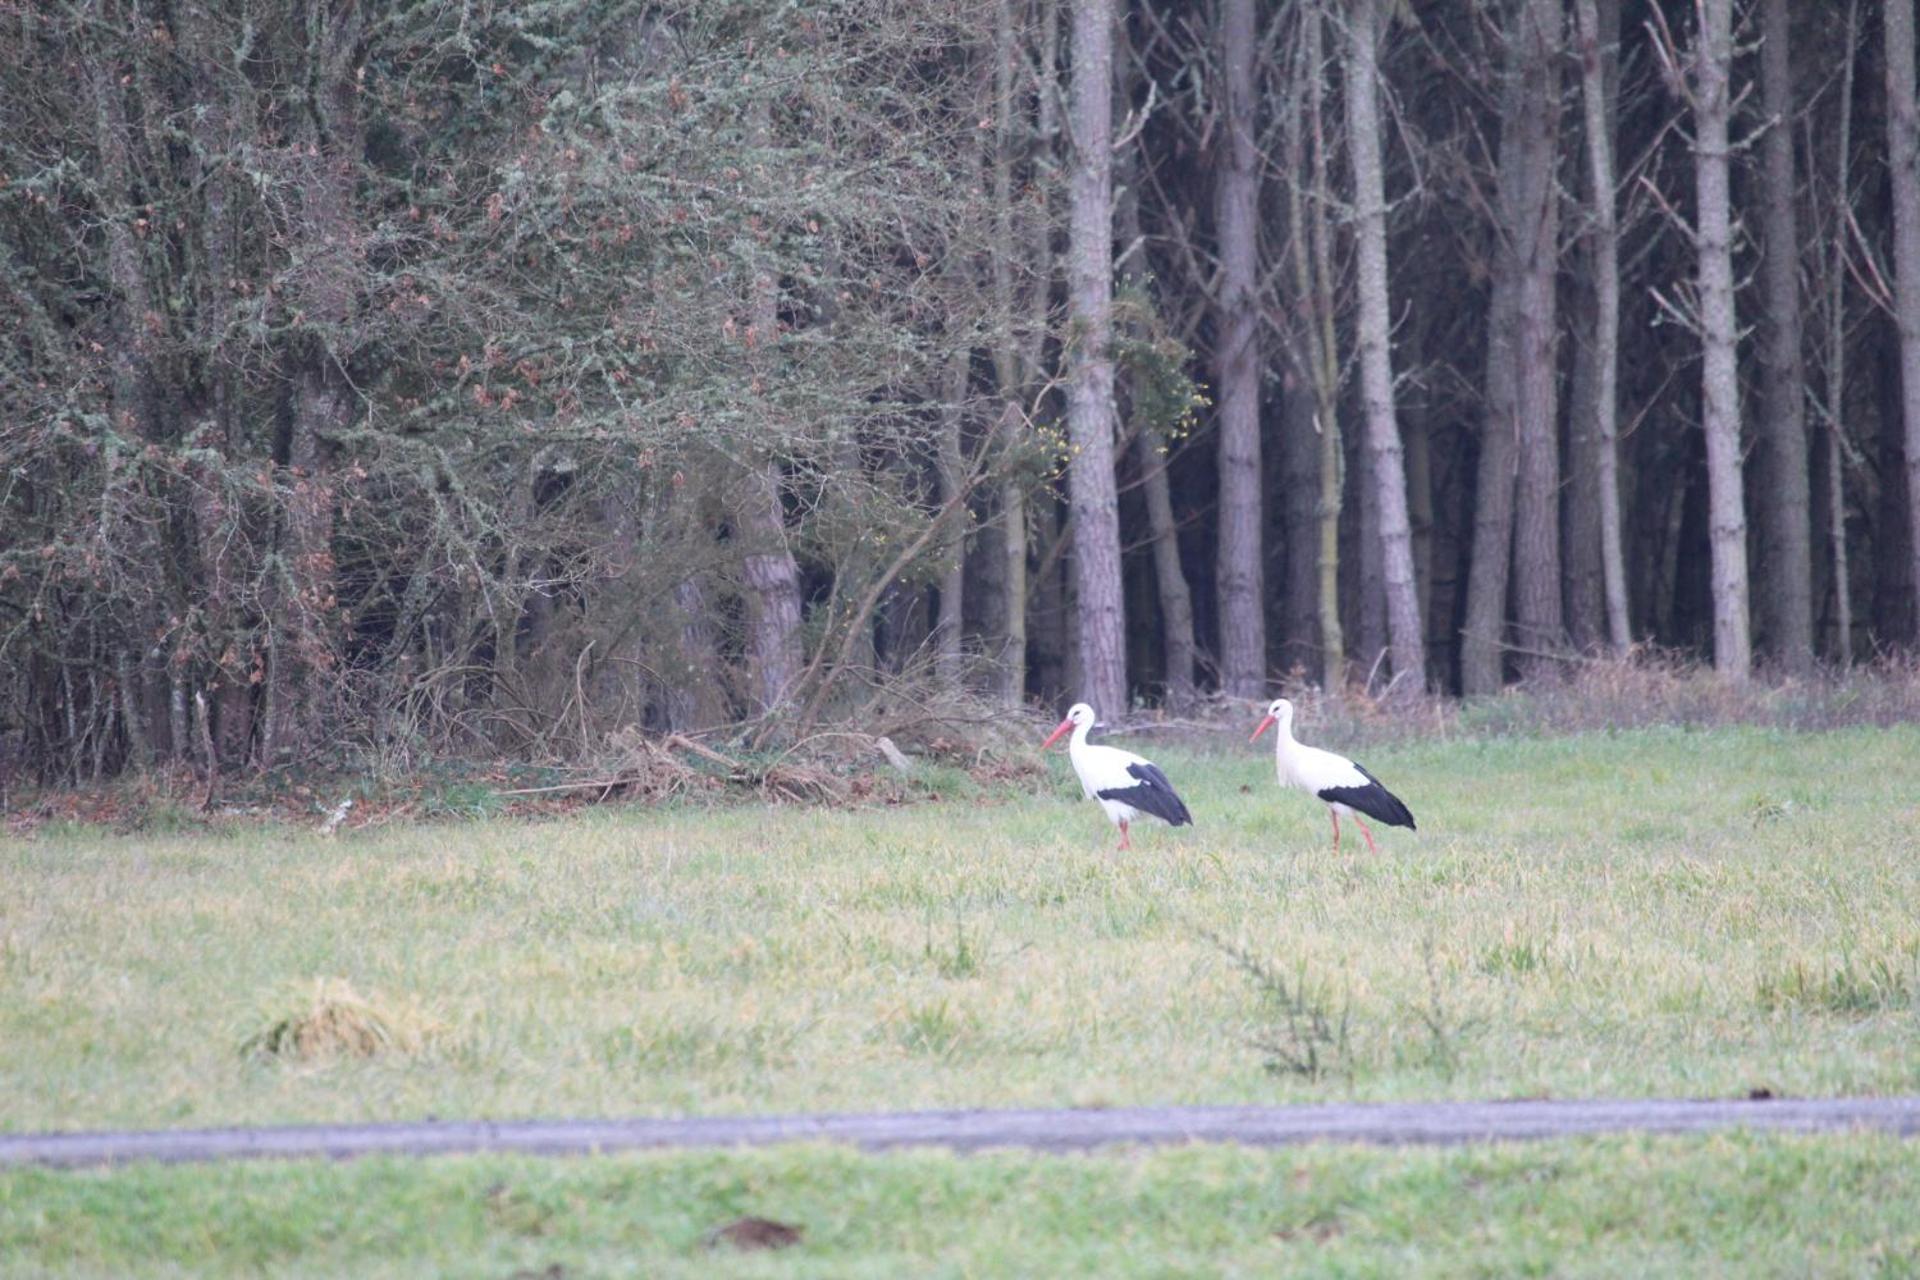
[
  {"x1": 2, "y1": 725, "x2": 1919, "y2": 1272},
  {"x1": 6, "y1": 725, "x2": 1918, "y2": 1129},
  {"x1": 3, "y1": 1134, "x2": 1920, "y2": 1277}
]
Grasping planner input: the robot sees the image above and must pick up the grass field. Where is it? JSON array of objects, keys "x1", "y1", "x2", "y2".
[
  {"x1": 3, "y1": 723, "x2": 1920, "y2": 1273},
  {"x1": 6, "y1": 1134, "x2": 1920, "y2": 1277}
]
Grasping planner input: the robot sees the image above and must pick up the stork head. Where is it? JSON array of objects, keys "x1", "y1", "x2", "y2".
[
  {"x1": 1041, "y1": 702, "x2": 1096, "y2": 749},
  {"x1": 1250, "y1": 698, "x2": 1294, "y2": 742}
]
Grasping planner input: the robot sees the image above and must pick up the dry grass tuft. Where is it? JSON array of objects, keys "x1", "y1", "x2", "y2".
[{"x1": 239, "y1": 977, "x2": 440, "y2": 1062}]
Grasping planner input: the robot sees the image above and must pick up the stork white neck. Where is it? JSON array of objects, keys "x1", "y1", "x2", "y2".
[{"x1": 1252, "y1": 699, "x2": 1317, "y2": 789}]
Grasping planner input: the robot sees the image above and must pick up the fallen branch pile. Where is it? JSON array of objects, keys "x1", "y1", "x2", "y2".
[{"x1": 491, "y1": 729, "x2": 852, "y2": 807}]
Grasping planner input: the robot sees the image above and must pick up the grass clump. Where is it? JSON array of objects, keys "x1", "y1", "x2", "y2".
[
  {"x1": 923, "y1": 917, "x2": 982, "y2": 980},
  {"x1": 1479, "y1": 938, "x2": 1550, "y2": 977},
  {"x1": 890, "y1": 999, "x2": 975, "y2": 1058},
  {"x1": 1757, "y1": 948, "x2": 1918, "y2": 1016},
  {"x1": 239, "y1": 978, "x2": 439, "y2": 1062},
  {"x1": 601, "y1": 1019, "x2": 803, "y2": 1072}
]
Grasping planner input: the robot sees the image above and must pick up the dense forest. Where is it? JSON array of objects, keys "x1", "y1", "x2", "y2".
[{"x1": 4, "y1": 0, "x2": 1919, "y2": 781}]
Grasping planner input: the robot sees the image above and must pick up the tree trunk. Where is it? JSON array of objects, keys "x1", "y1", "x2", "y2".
[
  {"x1": 275, "y1": 358, "x2": 346, "y2": 759},
  {"x1": 1029, "y1": 514, "x2": 1072, "y2": 703},
  {"x1": 935, "y1": 344, "x2": 970, "y2": 688},
  {"x1": 1462, "y1": 257, "x2": 1518, "y2": 696},
  {"x1": 1290, "y1": 3, "x2": 1343, "y2": 694},
  {"x1": 986, "y1": 1, "x2": 1019, "y2": 706},
  {"x1": 87, "y1": 59, "x2": 168, "y2": 762},
  {"x1": 1213, "y1": 0, "x2": 1266, "y2": 700},
  {"x1": 1754, "y1": 0, "x2": 1813, "y2": 670},
  {"x1": 1464, "y1": 0, "x2": 1562, "y2": 691},
  {"x1": 1565, "y1": 292, "x2": 1604, "y2": 650},
  {"x1": 267, "y1": 38, "x2": 363, "y2": 761},
  {"x1": 1887, "y1": 0, "x2": 1920, "y2": 643},
  {"x1": 1279, "y1": 356, "x2": 1322, "y2": 678},
  {"x1": 1462, "y1": 0, "x2": 1564, "y2": 695},
  {"x1": 1113, "y1": 33, "x2": 1196, "y2": 712},
  {"x1": 179, "y1": 3, "x2": 251, "y2": 767},
  {"x1": 1065, "y1": 0, "x2": 1126, "y2": 715},
  {"x1": 1694, "y1": 0, "x2": 1753, "y2": 679},
  {"x1": 114, "y1": 650, "x2": 151, "y2": 769},
  {"x1": 664, "y1": 473, "x2": 729, "y2": 732},
  {"x1": 1824, "y1": 0, "x2": 1862, "y2": 664},
  {"x1": 1354, "y1": 431, "x2": 1388, "y2": 680},
  {"x1": 1507, "y1": 0, "x2": 1565, "y2": 676},
  {"x1": 1344, "y1": 0, "x2": 1426, "y2": 696},
  {"x1": 1572, "y1": 0, "x2": 1631, "y2": 656},
  {"x1": 988, "y1": 0, "x2": 1056, "y2": 709},
  {"x1": 1876, "y1": 322, "x2": 1919, "y2": 639},
  {"x1": 740, "y1": 100, "x2": 805, "y2": 714},
  {"x1": 740, "y1": 459, "x2": 804, "y2": 712},
  {"x1": 1136, "y1": 428, "x2": 1197, "y2": 709},
  {"x1": 1826, "y1": 427, "x2": 1854, "y2": 665},
  {"x1": 668, "y1": 577, "x2": 728, "y2": 729},
  {"x1": 995, "y1": 421, "x2": 1030, "y2": 706},
  {"x1": 1402, "y1": 367, "x2": 1436, "y2": 652}
]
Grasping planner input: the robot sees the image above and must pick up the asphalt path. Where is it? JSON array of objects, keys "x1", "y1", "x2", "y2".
[{"x1": 6, "y1": 1096, "x2": 1920, "y2": 1168}]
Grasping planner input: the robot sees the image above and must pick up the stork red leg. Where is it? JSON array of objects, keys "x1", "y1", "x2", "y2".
[
  {"x1": 1117, "y1": 820, "x2": 1132, "y2": 852},
  {"x1": 1329, "y1": 809, "x2": 1341, "y2": 851},
  {"x1": 1355, "y1": 815, "x2": 1378, "y2": 855}
]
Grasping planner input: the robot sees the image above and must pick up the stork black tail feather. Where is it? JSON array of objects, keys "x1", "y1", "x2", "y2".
[
  {"x1": 1095, "y1": 761, "x2": 1194, "y2": 827},
  {"x1": 1318, "y1": 765, "x2": 1416, "y2": 830}
]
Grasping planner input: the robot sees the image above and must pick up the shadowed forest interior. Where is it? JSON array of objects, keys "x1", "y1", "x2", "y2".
[{"x1": 5, "y1": 0, "x2": 1920, "y2": 781}]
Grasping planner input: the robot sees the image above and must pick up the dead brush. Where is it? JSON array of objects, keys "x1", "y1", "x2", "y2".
[
  {"x1": 756, "y1": 760, "x2": 847, "y2": 805},
  {"x1": 499, "y1": 728, "x2": 849, "y2": 806},
  {"x1": 595, "y1": 726, "x2": 708, "y2": 802},
  {"x1": 239, "y1": 977, "x2": 440, "y2": 1062}
]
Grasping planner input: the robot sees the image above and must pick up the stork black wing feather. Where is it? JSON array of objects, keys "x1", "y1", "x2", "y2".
[
  {"x1": 1095, "y1": 761, "x2": 1194, "y2": 827},
  {"x1": 1316, "y1": 763, "x2": 1416, "y2": 830}
]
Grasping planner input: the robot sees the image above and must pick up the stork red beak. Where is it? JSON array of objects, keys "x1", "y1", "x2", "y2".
[
  {"x1": 1040, "y1": 718, "x2": 1074, "y2": 749},
  {"x1": 1250, "y1": 714, "x2": 1275, "y2": 742}
]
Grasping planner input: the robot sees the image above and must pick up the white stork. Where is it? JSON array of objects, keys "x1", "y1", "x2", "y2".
[
  {"x1": 1251, "y1": 698, "x2": 1415, "y2": 854},
  {"x1": 1041, "y1": 702, "x2": 1193, "y2": 851}
]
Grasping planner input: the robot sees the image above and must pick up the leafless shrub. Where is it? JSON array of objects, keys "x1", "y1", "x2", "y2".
[
  {"x1": 1202, "y1": 929, "x2": 1351, "y2": 1081},
  {"x1": 1412, "y1": 936, "x2": 1478, "y2": 1079}
]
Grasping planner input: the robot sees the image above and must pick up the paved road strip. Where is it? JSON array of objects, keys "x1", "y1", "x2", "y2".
[{"x1": 6, "y1": 1097, "x2": 1920, "y2": 1168}]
